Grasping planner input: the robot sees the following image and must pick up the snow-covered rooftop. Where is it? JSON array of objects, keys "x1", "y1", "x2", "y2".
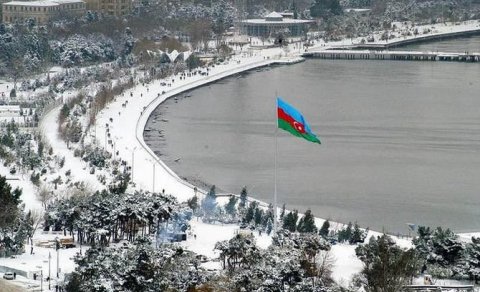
[
  {"x1": 240, "y1": 11, "x2": 314, "y2": 25},
  {"x1": 265, "y1": 11, "x2": 283, "y2": 19},
  {"x1": 3, "y1": 0, "x2": 84, "y2": 6},
  {"x1": 242, "y1": 18, "x2": 314, "y2": 25},
  {"x1": 3, "y1": 1, "x2": 59, "y2": 6},
  {"x1": 55, "y1": 0, "x2": 85, "y2": 4}
]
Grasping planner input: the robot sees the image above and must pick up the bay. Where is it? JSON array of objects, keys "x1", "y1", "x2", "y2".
[{"x1": 145, "y1": 37, "x2": 480, "y2": 233}]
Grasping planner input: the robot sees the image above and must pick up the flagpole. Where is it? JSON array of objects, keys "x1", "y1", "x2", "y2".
[{"x1": 274, "y1": 94, "x2": 278, "y2": 234}]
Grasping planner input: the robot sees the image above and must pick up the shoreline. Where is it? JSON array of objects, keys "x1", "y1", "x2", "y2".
[
  {"x1": 138, "y1": 57, "x2": 480, "y2": 236},
  {"x1": 93, "y1": 21, "x2": 480, "y2": 235}
]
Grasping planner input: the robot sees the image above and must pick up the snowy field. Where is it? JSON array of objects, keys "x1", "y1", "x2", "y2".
[{"x1": 2, "y1": 20, "x2": 480, "y2": 290}]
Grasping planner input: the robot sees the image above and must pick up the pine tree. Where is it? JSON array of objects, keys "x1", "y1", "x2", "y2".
[
  {"x1": 225, "y1": 196, "x2": 238, "y2": 216},
  {"x1": 319, "y1": 220, "x2": 330, "y2": 238},
  {"x1": 280, "y1": 203, "x2": 286, "y2": 220},
  {"x1": 266, "y1": 218, "x2": 273, "y2": 235},
  {"x1": 201, "y1": 185, "x2": 217, "y2": 217},
  {"x1": 254, "y1": 208, "x2": 264, "y2": 226},
  {"x1": 282, "y1": 210, "x2": 298, "y2": 232},
  {"x1": 262, "y1": 203, "x2": 274, "y2": 227},
  {"x1": 338, "y1": 222, "x2": 353, "y2": 243},
  {"x1": 350, "y1": 222, "x2": 366, "y2": 244},
  {"x1": 465, "y1": 237, "x2": 480, "y2": 282},
  {"x1": 355, "y1": 235, "x2": 418, "y2": 291},
  {"x1": 244, "y1": 201, "x2": 258, "y2": 224},
  {"x1": 239, "y1": 186, "x2": 247, "y2": 209},
  {"x1": 297, "y1": 209, "x2": 317, "y2": 233},
  {"x1": 187, "y1": 195, "x2": 198, "y2": 213}
]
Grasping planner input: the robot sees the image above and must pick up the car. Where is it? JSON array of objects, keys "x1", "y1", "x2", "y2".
[{"x1": 3, "y1": 272, "x2": 14, "y2": 280}]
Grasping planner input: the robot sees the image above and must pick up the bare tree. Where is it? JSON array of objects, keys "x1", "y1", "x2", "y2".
[
  {"x1": 316, "y1": 250, "x2": 335, "y2": 285},
  {"x1": 37, "y1": 185, "x2": 54, "y2": 210}
]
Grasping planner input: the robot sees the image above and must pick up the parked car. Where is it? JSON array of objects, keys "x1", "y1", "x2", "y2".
[{"x1": 3, "y1": 272, "x2": 14, "y2": 280}]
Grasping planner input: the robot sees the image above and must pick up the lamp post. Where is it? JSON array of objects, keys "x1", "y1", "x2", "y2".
[
  {"x1": 48, "y1": 252, "x2": 51, "y2": 290},
  {"x1": 148, "y1": 159, "x2": 156, "y2": 192},
  {"x1": 152, "y1": 162, "x2": 156, "y2": 193},
  {"x1": 126, "y1": 146, "x2": 137, "y2": 180},
  {"x1": 55, "y1": 237, "x2": 60, "y2": 278}
]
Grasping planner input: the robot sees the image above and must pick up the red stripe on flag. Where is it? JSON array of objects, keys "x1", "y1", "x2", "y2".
[{"x1": 278, "y1": 108, "x2": 306, "y2": 134}]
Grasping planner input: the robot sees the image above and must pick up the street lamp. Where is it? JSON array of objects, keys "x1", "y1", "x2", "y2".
[
  {"x1": 147, "y1": 158, "x2": 156, "y2": 192},
  {"x1": 126, "y1": 146, "x2": 137, "y2": 180},
  {"x1": 48, "y1": 252, "x2": 51, "y2": 290},
  {"x1": 55, "y1": 237, "x2": 60, "y2": 278}
]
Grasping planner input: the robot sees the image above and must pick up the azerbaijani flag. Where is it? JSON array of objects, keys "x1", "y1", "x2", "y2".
[{"x1": 277, "y1": 97, "x2": 321, "y2": 144}]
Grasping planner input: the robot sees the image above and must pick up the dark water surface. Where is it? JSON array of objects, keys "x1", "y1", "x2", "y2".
[{"x1": 145, "y1": 38, "x2": 480, "y2": 233}]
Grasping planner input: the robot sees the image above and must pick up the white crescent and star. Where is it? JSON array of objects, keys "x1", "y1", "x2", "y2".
[{"x1": 293, "y1": 121, "x2": 304, "y2": 133}]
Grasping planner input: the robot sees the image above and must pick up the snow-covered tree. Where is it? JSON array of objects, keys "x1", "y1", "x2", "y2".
[
  {"x1": 297, "y1": 209, "x2": 318, "y2": 233},
  {"x1": 319, "y1": 220, "x2": 330, "y2": 238},
  {"x1": 282, "y1": 209, "x2": 299, "y2": 232},
  {"x1": 0, "y1": 175, "x2": 31, "y2": 255},
  {"x1": 68, "y1": 237, "x2": 210, "y2": 291},
  {"x1": 356, "y1": 234, "x2": 419, "y2": 291}
]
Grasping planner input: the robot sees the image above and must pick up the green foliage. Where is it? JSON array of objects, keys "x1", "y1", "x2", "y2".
[
  {"x1": 297, "y1": 209, "x2": 318, "y2": 233},
  {"x1": 282, "y1": 209, "x2": 298, "y2": 232},
  {"x1": 0, "y1": 175, "x2": 22, "y2": 229},
  {"x1": 108, "y1": 171, "x2": 130, "y2": 194},
  {"x1": 239, "y1": 186, "x2": 247, "y2": 209},
  {"x1": 311, "y1": 0, "x2": 343, "y2": 18},
  {"x1": 243, "y1": 201, "x2": 258, "y2": 224},
  {"x1": 187, "y1": 195, "x2": 199, "y2": 212},
  {"x1": 254, "y1": 207, "x2": 264, "y2": 226},
  {"x1": 215, "y1": 233, "x2": 260, "y2": 272},
  {"x1": 70, "y1": 238, "x2": 207, "y2": 291},
  {"x1": 413, "y1": 226, "x2": 464, "y2": 269},
  {"x1": 201, "y1": 185, "x2": 217, "y2": 216},
  {"x1": 355, "y1": 234, "x2": 419, "y2": 291},
  {"x1": 186, "y1": 54, "x2": 202, "y2": 70},
  {"x1": 337, "y1": 221, "x2": 353, "y2": 242},
  {"x1": 0, "y1": 175, "x2": 30, "y2": 255},
  {"x1": 225, "y1": 196, "x2": 238, "y2": 216},
  {"x1": 319, "y1": 220, "x2": 330, "y2": 238},
  {"x1": 30, "y1": 172, "x2": 40, "y2": 187},
  {"x1": 279, "y1": 203, "x2": 286, "y2": 220},
  {"x1": 350, "y1": 222, "x2": 367, "y2": 244}
]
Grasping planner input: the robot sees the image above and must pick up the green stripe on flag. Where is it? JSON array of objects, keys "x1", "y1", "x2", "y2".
[{"x1": 278, "y1": 119, "x2": 321, "y2": 144}]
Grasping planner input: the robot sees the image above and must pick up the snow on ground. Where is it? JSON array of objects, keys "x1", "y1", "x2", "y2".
[
  {"x1": 0, "y1": 165, "x2": 42, "y2": 212},
  {"x1": 94, "y1": 46, "x2": 288, "y2": 201},
  {"x1": 330, "y1": 244, "x2": 363, "y2": 286},
  {"x1": 183, "y1": 219, "x2": 272, "y2": 260},
  {"x1": 40, "y1": 106, "x2": 104, "y2": 191},
  {"x1": 3, "y1": 21, "x2": 480, "y2": 290},
  {"x1": 1, "y1": 235, "x2": 81, "y2": 291},
  {"x1": 308, "y1": 19, "x2": 480, "y2": 52}
]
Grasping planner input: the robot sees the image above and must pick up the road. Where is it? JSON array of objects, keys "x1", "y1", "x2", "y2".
[{"x1": 0, "y1": 279, "x2": 26, "y2": 292}]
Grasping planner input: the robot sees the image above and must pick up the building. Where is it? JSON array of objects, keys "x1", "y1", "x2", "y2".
[
  {"x1": 239, "y1": 12, "x2": 314, "y2": 38},
  {"x1": 84, "y1": 0, "x2": 130, "y2": 17},
  {"x1": 2, "y1": 0, "x2": 85, "y2": 24}
]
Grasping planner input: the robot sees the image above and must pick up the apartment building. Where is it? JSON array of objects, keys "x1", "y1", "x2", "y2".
[{"x1": 2, "y1": 0, "x2": 85, "y2": 24}]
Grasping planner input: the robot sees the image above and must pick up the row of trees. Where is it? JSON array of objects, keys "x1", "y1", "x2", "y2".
[
  {"x1": 0, "y1": 175, "x2": 34, "y2": 256},
  {"x1": 44, "y1": 189, "x2": 188, "y2": 246},
  {"x1": 66, "y1": 237, "x2": 208, "y2": 291},
  {"x1": 67, "y1": 230, "x2": 337, "y2": 291},
  {"x1": 413, "y1": 226, "x2": 480, "y2": 281}
]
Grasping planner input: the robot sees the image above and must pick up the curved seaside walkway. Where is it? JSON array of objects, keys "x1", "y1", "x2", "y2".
[{"x1": 94, "y1": 47, "x2": 293, "y2": 201}]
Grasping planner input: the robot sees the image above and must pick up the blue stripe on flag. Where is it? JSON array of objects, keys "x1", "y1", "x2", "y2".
[{"x1": 277, "y1": 97, "x2": 314, "y2": 134}]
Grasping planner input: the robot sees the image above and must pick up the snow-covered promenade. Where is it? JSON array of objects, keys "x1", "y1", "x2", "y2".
[
  {"x1": 307, "y1": 19, "x2": 480, "y2": 51},
  {"x1": 95, "y1": 47, "x2": 292, "y2": 201},
  {"x1": 4, "y1": 20, "x2": 477, "y2": 290}
]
